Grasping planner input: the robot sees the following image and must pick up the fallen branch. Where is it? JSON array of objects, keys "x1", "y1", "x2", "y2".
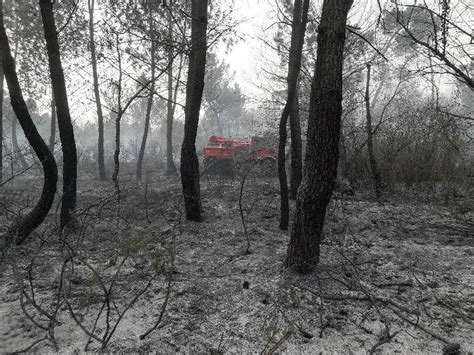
[
  {"x1": 389, "y1": 306, "x2": 451, "y2": 345},
  {"x1": 267, "y1": 330, "x2": 293, "y2": 355}
]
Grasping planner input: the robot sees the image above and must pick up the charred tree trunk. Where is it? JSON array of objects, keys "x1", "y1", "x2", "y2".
[
  {"x1": 49, "y1": 96, "x2": 55, "y2": 154},
  {"x1": 165, "y1": 10, "x2": 179, "y2": 176},
  {"x1": 11, "y1": 116, "x2": 28, "y2": 169},
  {"x1": 0, "y1": 62, "x2": 3, "y2": 182},
  {"x1": 180, "y1": 0, "x2": 208, "y2": 222},
  {"x1": 40, "y1": 0, "x2": 78, "y2": 230},
  {"x1": 111, "y1": 35, "x2": 123, "y2": 197},
  {"x1": 289, "y1": 84, "x2": 303, "y2": 199},
  {"x1": 0, "y1": 4, "x2": 58, "y2": 244},
  {"x1": 112, "y1": 111, "x2": 122, "y2": 197},
  {"x1": 136, "y1": 15, "x2": 156, "y2": 180},
  {"x1": 88, "y1": 0, "x2": 107, "y2": 181},
  {"x1": 286, "y1": 0, "x2": 353, "y2": 274},
  {"x1": 165, "y1": 56, "x2": 177, "y2": 176},
  {"x1": 166, "y1": 63, "x2": 176, "y2": 175},
  {"x1": 365, "y1": 63, "x2": 382, "y2": 198},
  {"x1": 9, "y1": 40, "x2": 27, "y2": 170},
  {"x1": 278, "y1": 0, "x2": 309, "y2": 230}
]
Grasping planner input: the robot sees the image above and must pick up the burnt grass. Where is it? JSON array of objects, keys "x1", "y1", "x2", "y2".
[{"x1": 0, "y1": 168, "x2": 473, "y2": 353}]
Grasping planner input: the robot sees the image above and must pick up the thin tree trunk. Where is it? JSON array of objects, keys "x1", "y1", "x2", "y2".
[
  {"x1": 88, "y1": 0, "x2": 106, "y2": 180},
  {"x1": 180, "y1": 0, "x2": 208, "y2": 222},
  {"x1": 0, "y1": 62, "x2": 3, "y2": 182},
  {"x1": 286, "y1": 0, "x2": 353, "y2": 274},
  {"x1": 40, "y1": 0, "x2": 78, "y2": 230},
  {"x1": 49, "y1": 96, "x2": 55, "y2": 154},
  {"x1": 112, "y1": 34, "x2": 123, "y2": 197},
  {"x1": 278, "y1": 0, "x2": 309, "y2": 230},
  {"x1": 165, "y1": 12, "x2": 181, "y2": 176},
  {"x1": 365, "y1": 63, "x2": 382, "y2": 198},
  {"x1": 165, "y1": 55, "x2": 176, "y2": 175},
  {"x1": 136, "y1": 15, "x2": 156, "y2": 180},
  {"x1": 429, "y1": 53, "x2": 436, "y2": 104},
  {"x1": 337, "y1": 128, "x2": 347, "y2": 181},
  {"x1": 0, "y1": 3, "x2": 58, "y2": 244},
  {"x1": 289, "y1": 84, "x2": 302, "y2": 199}
]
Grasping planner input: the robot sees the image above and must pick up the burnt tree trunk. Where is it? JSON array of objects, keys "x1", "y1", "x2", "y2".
[
  {"x1": 9, "y1": 40, "x2": 27, "y2": 170},
  {"x1": 0, "y1": 4, "x2": 58, "y2": 244},
  {"x1": 165, "y1": 10, "x2": 180, "y2": 176},
  {"x1": 289, "y1": 84, "x2": 302, "y2": 199},
  {"x1": 286, "y1": 0, "x2": 353, "y2": 274},
  {"x1": 278, "y1": 0, "x2": 309, "y2": 230},
  {"x1": 165, "y1": 55, "x2": 177, "y2": 176},
  {"x1": 11, "y1": 115, "x2": 28, "y2": 169},
  {"x1": 40, "y1": 0, "x2": 78, "y2": 230},
  {"x1": 111, "y1": 35, "x2": 123, "y2": 197},
  {"x1": 0, "y1": 62, "x2": 3, "y2": 182},
  {"x1": 49, "y1": 96, "x2": 55, "y2": 154},
  {"x1": 136, "y1": 14, "x2": 156, "y2": 180},
  {"x1": 180, "y1": 0, "x2": 208, "y2": 222},
  {"x1": 365, "y1": 63, "x2": 382, "y2": 198},
  {"x1": 88, "y1": 0, "x2": 107, "y2": 180}
]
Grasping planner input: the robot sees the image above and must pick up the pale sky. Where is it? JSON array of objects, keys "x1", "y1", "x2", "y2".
[
  {"x1": 218, "y1": 0, "x2": 381, "y2": 101},
  {"x1": 218, "y1": 0, "x2": 280, "y2": 101}
]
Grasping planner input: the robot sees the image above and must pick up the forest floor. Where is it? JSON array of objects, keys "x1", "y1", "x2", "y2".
[{"x1": 0, "y1": 169, "x2": 473, "y2": 354}]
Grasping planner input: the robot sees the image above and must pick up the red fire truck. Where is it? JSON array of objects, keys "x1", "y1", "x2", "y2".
[{"x1": 203, "y1": 135, "x2": 277, "y2": 175}]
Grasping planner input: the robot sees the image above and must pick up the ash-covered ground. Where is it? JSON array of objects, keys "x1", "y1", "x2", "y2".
[{"x1": 1, "y1": 170, "x2": 473, "y2": 353}]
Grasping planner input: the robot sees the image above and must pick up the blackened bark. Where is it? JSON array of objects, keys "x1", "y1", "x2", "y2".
[
  {"x1": 278, "y1": 0, "x2": 309, "y2": 230},
  {"x1": 112, "y1": 110, "x2": 121, "y2": 196},
  {"x1": 165, "y1": 17, "x2": 182, "y2": 176},
  {"x1": 180, "y1": 0, "x2": 208, "y2": 221},
  {"x1": 40, "y1": 0, "x2": 77, "y2": 230},
  {"x1": 165, "y1": 55, "x2": 177, "y2": 175},
  {"x1": 0, "y1": 63, "x2": 3, "y2": 182},
  {"x1": 0, "y1": 5, "x2": 58, "y2": 244},
  {"x1": 365, "y1": 63, "x2": 382, "y2": 198},
  {"x1": 136, "y1": 15, "x2": 156, "y2": 180},
  {"x1": 111, "y1": 35, "x2": 123, "y2": 197},
  {"x1": 88, "y1": 0, "x2": 107, "y2": 181},
  {"x1": 49, "y1": 96, "x2": 55, "y2": 154},
  {"x1": 286, "y1": 0, "x2": 353, "y2": 274},
  {"x1": 289, "y1": 85, "x2": 303, "y2": 199},
  {"x1": 11, "y1": 116, "x2": 28, "y2": 169},
  {"x1": 9, "y1": 39, "x2": 27, "y2": 170}
]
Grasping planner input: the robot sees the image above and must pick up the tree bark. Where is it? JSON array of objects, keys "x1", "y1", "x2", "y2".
[
  {"x1": 365, "y1": 63, "x2": 382, "y2": 198},
  {"x1": 9, "y1": 39, "x2": 27, "y2": 170},
  {"x1": 286, "y1": 0, "x2": 353, "y2": 274},
  {"x1": 165, "y1": 10, "x2": 180, "y2": 176},
  {"x1": 136, "y1": 14, "x2": 156, "y2": 180},
  {"x1": 88, "y1": 0, "x2": 106, "y2": 180},
  {"x1": 111, "y1": 34, "x2": 123, "y2": 197},
  {"x1": 0, "y1": 3, "x2": 58, "y2": 244},
  {"x1": 40, "y1": 0, "x2": 78, "y2": 230},
  {"x1": 278, "y1": 0, "x2": 309, "y2": 230},
  {"x1": 180, "y1": 0, "x2": 208, "y2": 222},
  {"x1": 49, "y1": 96, "x2": 55, "y2": 154},
  {"x1": 289, "y1": 84, "x2": 302, "y2": 199},
  {"x1": 11, "y1": 115, "x2": 28, "y2": 169},
  {"x1": 0, "y1": 62, "x2": 3, "y2": 182}
]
